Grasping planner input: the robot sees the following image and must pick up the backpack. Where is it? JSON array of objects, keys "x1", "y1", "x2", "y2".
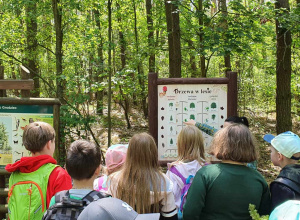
[
  {"x1": 8, "y1": 163, "x2": 58, "y2": 220},
  {"x1": 42, "y1": 190, "x2": 110, "y2": 220},
  {"x1": 169, "y1": 166, "x2": 194, "y2": 219},
  {"x1": 271, "y1": 177, "x2": 300, "y2": 195}
]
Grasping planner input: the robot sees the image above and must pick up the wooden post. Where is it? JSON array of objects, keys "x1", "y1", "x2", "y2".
[
  {"x1": 148, "y1": 72, "x2": 158, "y2": 143},
  {"x1": 0, "y1": 170, "x2": 6, "y2": 219},
  {"x1": 20, "y1": 65, "x2": 31, "y2": 98},
  {"x1": 53, "y1": 104, "x2": 61, "y2": 163},
  {"x1": 0, "y1": 66, "x2": 5, "y2": 97},
  {"x1": 226, "y1": 71, "x2": 238, "y2": 117}
]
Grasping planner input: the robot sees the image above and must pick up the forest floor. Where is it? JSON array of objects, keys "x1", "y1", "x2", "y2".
[{"x1": 90, "y1": 104, "x2": 300, "y2": 184}]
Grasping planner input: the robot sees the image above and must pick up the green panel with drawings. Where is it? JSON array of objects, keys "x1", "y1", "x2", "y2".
[{"x1": 0, "y1": 104, "x2": 53, "y2": 167}]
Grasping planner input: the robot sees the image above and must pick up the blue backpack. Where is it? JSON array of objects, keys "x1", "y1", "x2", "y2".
[{"x1": 169, "y1": 166, "x2": 194, "y2": 219}]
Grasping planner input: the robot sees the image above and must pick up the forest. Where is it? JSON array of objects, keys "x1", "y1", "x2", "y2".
[{"x1": 0, "y1": 0, "x2": 300, "y2": 167}]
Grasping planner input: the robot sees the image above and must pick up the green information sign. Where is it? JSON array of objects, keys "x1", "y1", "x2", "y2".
[{"x1": 0, "y1": 104, "x2": 54, "y2": 166}]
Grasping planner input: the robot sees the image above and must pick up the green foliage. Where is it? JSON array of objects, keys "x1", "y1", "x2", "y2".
[{"x1": 249, "y1": 204, "x2": 269, "y2": 220}]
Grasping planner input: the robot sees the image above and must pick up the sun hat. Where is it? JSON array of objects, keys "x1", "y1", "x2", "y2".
[
  {"x1": 105, "y1": 144, "x2": 128, "y2": 173},
  {"x1": 77, "y1": 197, "x2": 160, "y2": 220},
  {"x1": 269, "y1": 200, "x2": 300, "y2": 220},
  {"x1": 263, "y1": 131, "x2": 300, "y2": 160}
]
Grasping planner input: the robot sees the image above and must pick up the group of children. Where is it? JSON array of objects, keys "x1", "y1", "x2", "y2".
[{"x1": 5, "y1": 117, "x2": 300, "y2": 220}]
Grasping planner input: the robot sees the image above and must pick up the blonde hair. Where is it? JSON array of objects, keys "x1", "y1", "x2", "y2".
[
  {"x1": 113, "y1": 133, "x2": 166, "y2": 214},
  {"x1": 176, "y1": 125, "x2": 205, "y2": 164},
  {"x1": 210, "y1": 123, "x2": 258, "y2": 163}
]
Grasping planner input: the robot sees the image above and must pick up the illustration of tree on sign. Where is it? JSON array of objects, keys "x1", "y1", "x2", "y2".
[
  {"x1": 184, "y1": 107, "x2": 188, "y2": 111},
  {"x1": 169, "y1": 102, "x2": 173, "y2": 107},
  {"x1": 170, "y1": 138, "x2": 173, "y2": 145},
  {"x1": 212, "y1": 114, "x2": 216, "y2": 121},
  {"x1": 190, "y1": 114, "x2": 195, "y2": 120},
  {"x1": 170, "y1": 126, "x2": 173, "y2": 133},
  {"x1": 190, "y1": 103, "x2": 195, "y2": 109},
  {"x1": 170, "y1": 115, "x2": 173, "y2": 121},
  {"x1": 0, "y1": 123, "x2": 12, "y2": 153},
  {"x1": 211, "y1": 102, "x2": 217, "y2": 109}
]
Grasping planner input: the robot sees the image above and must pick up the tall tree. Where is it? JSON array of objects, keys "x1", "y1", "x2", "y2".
[
  {"x1": 165, "y1": 0, "x2": 181, "y2": 78},
  {"x1": 275, "y1": 0, "x2": 292, "y2": 133},
  {"x1": 146, "y1": 0, "x2": 155, "y2": 73},
  {"x1": 52, "y1": 0, "x2": 64, "y2": 100},
  {"x1": 52, "y1": 0, "x2": 65, "y2": 164},
  {"x1": 198, "y1": 0, "x2": 206, "y2": 77},
  {"x1": 107, "y1": 0, "x2": 113, "y2": 146},
  {"x1": 219, "y1": 0, "x2": 231, "y2": 72},
  {"x1": 93, "y1": 7, "x2": 105, "y2": 115},
  {"x1": 116, "y1": 1, "x2": 131, "y2": 129},
  {"x1": 25, "y1": 0, "x2": 39, "y2": 97}
]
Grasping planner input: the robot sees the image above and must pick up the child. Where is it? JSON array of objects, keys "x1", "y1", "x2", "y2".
[
  {"x1": 108, "y1": 133, "x2": 177, "y2": 220},
  {"x1": 185, "y1": 116, "x2": 257, "y2": 169},
  {"x1": 166, "y1": 125, "x2": 206, "y2": 210},
  {"x1": 6, "y1": 122, "x2": 72, "y2": 219},
  {"x1": 94, "y1": 144, "x2": 128, "y2": 192},
  {"x1": 263, "y1": 131, "x2": 300, "y2": 210},
  {"x1": 183, "y1": 124, "x2": 271, "y2": 220},
  {"x1": 43, "y1": 140, "x2": 109, "y2": 219}
]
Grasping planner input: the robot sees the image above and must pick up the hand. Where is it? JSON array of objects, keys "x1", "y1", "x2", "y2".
[{"x1": 184, "y1": 119, "x2": 196, "y2": 126}]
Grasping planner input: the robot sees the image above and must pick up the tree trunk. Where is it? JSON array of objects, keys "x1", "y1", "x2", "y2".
[
  {"x1": 219, "y1": 0, "x2": 231, "y2": 72},
  {"x1": 187, "y1": 40, "x2": 197, "y2": 78},
  {"x1": 198, "y1": 0, "x2": 206, "y2": 77},
  {"x1": 0, "y1": 64, "x2": 5, "y2": 97},
  {"x1": 52, "y1": 0, "x2": 64, "y2": 164},
  {"x1": 107, "y1": 0, "x2": 113, "y2": 146},
  {"x1": 93, "y1": 8, "x2": 104, "y2": 115},
  {"x1": 132, "y1": 0, "x2": 147, "y2": 118},
  {"x1": 25, "y1": 0, "x2": 39, "y2": 97},
  {"x1": 165, "y1": 0, "x2": 181, "y2": 78},
  {"x1": 146, "y1": 0, "x2": 155, "y2": 73},
  {"x1": 52, "y1": 0, "x2": 64, "y2": 100},
  {"x1": 211, "y1": 0, "x2": 217, "y2": 16},
  {"x1": 275, "y1": 0, "x2": 292, "y2": 133},
  {"x1": 117, "y1": 1, "x2": 131, "y2": 129}
]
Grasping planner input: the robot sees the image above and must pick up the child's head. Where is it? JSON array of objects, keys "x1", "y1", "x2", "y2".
[
  {"x1": 22, "y1": 122, "x2": 55, "y2": 154},
  {"x1": 224, "y1": 116, "x2": 249, "y2": 127},
  {"x1": 264, "y1": 131, "x2": 300, "y2": 167},
  {"x1": 126, "y1": 133, "x2": 158, "y2": 169},
  {"x1": 66, "y1": 140, "x2": 101, "y2": 180},
  {"x1": 177, "y1": 125, "x2": 205, "y2": 162},
  {"x1": 210, "y1": 123, "x2": 257, "y2": 163},
  {"x1": 105, "y1": 144, "x2": 128, "y2": 175}
]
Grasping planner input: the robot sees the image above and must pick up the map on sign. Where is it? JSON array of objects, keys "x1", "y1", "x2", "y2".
[
  {"x1": 157, "y1": 84, "x2": 227, "y2": 161},
  {"x1": 0, "y1": 105, "x2": 53, "y2": 167}
]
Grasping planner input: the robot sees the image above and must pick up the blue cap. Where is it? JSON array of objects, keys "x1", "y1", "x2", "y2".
[
  {"x1": 269, "y1": 200, "x2": 300, "y2": 220},
  {"x1": 263, "y1": 131, "x2": 300, "y2": 160}
]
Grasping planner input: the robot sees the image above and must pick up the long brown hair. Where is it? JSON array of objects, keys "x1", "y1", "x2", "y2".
[
  {"x1": 210, "y1": 123, "x2": 258, "y2": 162},
  {"x1": 113, "y1": 133, "x2": 166, "y2": 213},
  {"x1": 176, "y1": 125, "x2": 205, "y2": 164}
]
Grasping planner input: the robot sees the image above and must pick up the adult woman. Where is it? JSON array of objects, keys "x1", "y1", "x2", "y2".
[{"x1": 183, "y1": 124, "x2": 271, "y2": 220}]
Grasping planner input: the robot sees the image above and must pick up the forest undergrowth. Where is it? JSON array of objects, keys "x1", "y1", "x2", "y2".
[{"x1": 79, "y1": 103, "x2": 300, "y2": 184}]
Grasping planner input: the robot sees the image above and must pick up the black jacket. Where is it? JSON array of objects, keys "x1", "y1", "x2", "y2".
[{"x1": 270, "y1": 164, "x2": 300, "y2": 210}]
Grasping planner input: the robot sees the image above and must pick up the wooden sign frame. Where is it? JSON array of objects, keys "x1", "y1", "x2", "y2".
[
  {"x1": 0, "y1": 98, "x2": 61, "y2": 164},
  {"x1": 148, "y1": 72, "x2": 237, "y2": 165}
]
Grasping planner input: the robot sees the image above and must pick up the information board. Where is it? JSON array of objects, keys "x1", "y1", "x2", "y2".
[
  {"x1": 157, "y1": 84, "x2": 227, "y2": 161},
  {"x1": 0, "y1": 104, "x2": 53, "y2": 166},
  {"x1": 148, "y1": 72, "x2": 237, "y2": 164}
]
